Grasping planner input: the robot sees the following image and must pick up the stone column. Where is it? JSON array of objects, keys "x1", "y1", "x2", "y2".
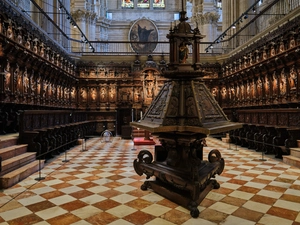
[{"x1": 71, "y1": 10, "x2": 86, "y2": 52}]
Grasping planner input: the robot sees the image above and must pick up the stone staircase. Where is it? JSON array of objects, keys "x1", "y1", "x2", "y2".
[
  {"x1": 283, "y1": 147, "x2": 300, "y2": 168},
  {"x1": 0, "y1": 134, "x2": 44, "y2": 189}
]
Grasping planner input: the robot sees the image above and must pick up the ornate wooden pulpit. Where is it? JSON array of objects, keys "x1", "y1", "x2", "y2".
[{"x1": 131, "y1": 6, "x2": 242, "y2": 218}]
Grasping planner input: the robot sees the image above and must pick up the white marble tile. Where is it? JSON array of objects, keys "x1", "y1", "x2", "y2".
[
  {"x1": 113, "y1": 185, "x2": 136, "y2": 193},
  {"x1": 144, "y1": 218, "x2": 176, "y2": 225},
  {"x1": 107, "y1": 219, "x2": 135, "y2": 225},
  {"x1": 142, "y1": 192, "x2": 164, "y2": 203},
  {"x1": 209, "y1": 202, "x2": 239, "y2": 214},
  {"x1": 273, "y1": 199, "x2": 300, "y2": 212},
  {"x1": 269, "y1": 181, "x2": 292, "y2": 189},
  {"x1": 18, "y1": 195, "x2": 45, "y2": 206},
  {"x1": 49, "y1": 195, "x2": 77, "y2": 205},
  {"x1": 87, "y1": 185, "x2": 110, "y2": 193},
  {"x1": 182, "y1": 218, "x2": 217, "y2": 225},
  {"x1": 141, "y1": 203, "x2": 171, "y2": 216},
  {"x1": 0, "y1": 207, "x2": 32, "y2": 221},
  {"x1": 111, "y1": 193, "x2": 137, "y2": 203},
  {"x1": 106, "y1": 205, "x2": 137, "y2": 218},
  {"x1": 80, "y1": 194, "x2": 107, "y2": 204},
  {"x1": 244, "y1": 181, "x2": 267, "y2": 189},
  {"x1": 206, "y1": 192, "x2": 226, "y2": 201},
  {"x1": 229, "y1": 190, "x2": 254, "y2": 200},
  {"x1": 258, "y1": 214, "x2": 293, "y2": 225},
  {"x1": 220, "y1": 215, "x2": 256, "y2": 225},
  {"x1": 256, "y1": 175, "x2": 276, "y2": 181},
  {"x1": 60, "y1": 186, "x2": 83, "y2": 194},
  {"x1": 71, "y1": 205, "x2": 102, "y2": 219},
  {"x1": 35, "y1": 206, "x2": 68, "y2": 220},
  {"x1": 242, "y1": 200, "x2": 271, "y2": 213},
  {"x1": 219, "y1": 182, "x2": 241, "y2": 190},
  {"x1": 257, "y1": 189, "x2": 283, "y2": 199}
]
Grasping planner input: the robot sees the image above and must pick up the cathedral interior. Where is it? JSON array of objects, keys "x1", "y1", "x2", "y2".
[{"x1": 0, "y1": 0, "x2": 300, "y2": 224}]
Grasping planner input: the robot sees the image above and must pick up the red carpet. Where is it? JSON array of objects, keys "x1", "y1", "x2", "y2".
[{"x1": 133, "y1": 137, "x2": 156, "y2": 145}]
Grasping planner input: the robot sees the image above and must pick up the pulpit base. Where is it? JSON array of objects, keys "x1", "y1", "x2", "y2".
[{"x1": 141, "y1": 178, "x2": 220, "y2": 218}]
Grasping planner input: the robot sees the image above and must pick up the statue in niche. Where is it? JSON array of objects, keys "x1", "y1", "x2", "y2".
[
  {"x1": 51, "y1": 84, "x2": 56, "y2": 98},
  {"x1": 249, "y1": 53, "x2": 253, "y2": 65},
  {"x1": 134, "y1": 87, "x2": 142, "y2": 103},
  {"x1": 46, "y1": 47, "x2": 50, "y2": 60},
  {"x1": 236, "y1": 85, "x2": 240, "y2": 100},
  {"x1": 221, "y1": 87, "x2": 227, "y2": 99},
  {"x1": 33, "y1": 39, "x2": 38, "y2": 53},
  {"x1": 251, "y1": 80, "x2": 256, "y2": 98},
  {"x1": 241, "y1": 84, "x2": 245, "y2": 99},
  {"x1": 58, "y1": 85, "x2": 62, "y2": 99},
  {"x1": 279, "y1": 69, "x2": 287, "y2": 95},
  {"x1": 230, "y1": 87, "x2": 235, "y2": 100},
  {"x1": 179, "y1": 42, "x2": 189, "y2": 63},
  {"x1": 36, "y1": 76, "x2": 41, "y2": 96},
  {"x1": 289, "y1": 66, "x2": 297, "y2": 90},
  {"x1": 23, "y1": 70, "x2": 29, "y2": 94},
  {"x1": 25, "y1": 35, "x2": 31, "y2": 49},
  {"x1": 262, "y1": 48, "x2": 267, "y2": 60},
  {"x1": 64, "y1": 87, "x2": 69, "y2": 100},
  {"x1": 17, "y1": 28, "x2": 23, "y2": 44},
  {"x1": 272, "y1": 71, "x2": 278, "y2": 94},
  {"x1": 256, "y1": 51, "x2": 260, "y2": 63},
  {"x1": 47, "y1": 82, "x2": 51, "y2": 97},
  {"x1": 7, "y1": 22, "x2": 13, "y2": 39},
  {"x1": 100, "y1": 87, "x2": 107, "y2": 101},
  {"x1": 186, "y1": 97, "x2": 197, "y2": 116},
  {"x1": 90, "y1": 70, "x2": 96, "y2": 77},
  {"x1": 40, "y1": 43, "x2": 45, "y2": 57},
  {"x1": 279, "y1": 40, "x2": 285, "y2": 53},
  {"x1": 167, "y1": 96, "x2": 178, "y2": 116},
  {"x1": 71, "y1": 87, "x2": 76, "y2": 101},
  {"x1": 79, "y1": 70, "x2": 85, "y2": 77},
  {"x1": 264, "y1": 76, "x2": 270, "y2": 96},
  {"x1": 146, "y1": 70, "x2": 154, "y2": 80},
  {"x1": 0, "y1": 18, "x2": 2, "y2": 33},
  {"x1": 211, "y1": 87, "x2": 217, "y2": 97},
  {"x1": 257, "y1": 78, "x2": 263, "y2": 97},
  {"x1": 243, "y1": 57, "x2": 247, "y2": 68},
  {"x1": 4, "y1": 62, "x2": 11, "y2": 91},
  {"x1": 109, "y1": 85, "x2": 116, "y2": 102},
  {"x1": 91, "y1": 88, "x2": 97, "y2": 101},
  {"x1": 42, "y1": 82, "x2": 47, "y2": 98},
  {"x1": 289, "y1": 35, "x2": 295, "y2": 49},
  {"x1": 146, "y1": 80, "x2": 154, "y2": 98},
  {"x1": 80, "y1": 87, "x2": 87, "y2": 101},
  {"x1": 99, "y1": 68, "x2": 105, "y2": 77},
  {"x1": 13, "y1": 65, "x2": 20, "y2": 93},
  {"x1": 108, "y1": 70, "x2": 114, "y2": 77},
  {"x1": 246, "y1": 82, "x2": 251, "y2": 98},
  {"x1": 270, "y1": 45, "x2": 275, "y2": 56},
  {"x1": 30, "y1": 73, "x2": 36, "y2": 93}
]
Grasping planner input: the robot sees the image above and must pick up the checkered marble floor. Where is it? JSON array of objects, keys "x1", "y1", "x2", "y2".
[{"x1": 0, "y1": 136, "x2": 300, "y2": 225}]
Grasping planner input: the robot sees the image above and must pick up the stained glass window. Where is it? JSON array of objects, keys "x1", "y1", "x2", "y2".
[
  {"x1": 122, "y1": 0, "x2": 134, "y2": 8},
  {"x1": 153, "y1": 0, "x2": 165, "y2": 8},
  {"x1": 137, "y1": 0, "x2": 150, "y2": 8}
]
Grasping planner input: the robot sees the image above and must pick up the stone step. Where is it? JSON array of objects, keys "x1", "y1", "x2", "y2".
[
  {"x1": 283, "y1": 155, "x2": 300, "y2": 168},
  {"x1": 0, "y1": 135, "x2": 18, "y2": 149},
  {"x1": 0, "y1": 144, "x2": 28, "y2": 161},
  {"x1": 1, "y1": 152, "x2": 37, "y2": 176},
  {"x1": 0, "y1": 160, "x2": 44, "y2": 189},
  {"x1": 290, "y1": 147, "x2": 300, "y2": 158}
]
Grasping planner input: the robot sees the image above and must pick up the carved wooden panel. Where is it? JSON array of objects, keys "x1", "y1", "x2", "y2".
[{"x1": 259, "y1": 113, "x2": 267, "y2": 124}]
